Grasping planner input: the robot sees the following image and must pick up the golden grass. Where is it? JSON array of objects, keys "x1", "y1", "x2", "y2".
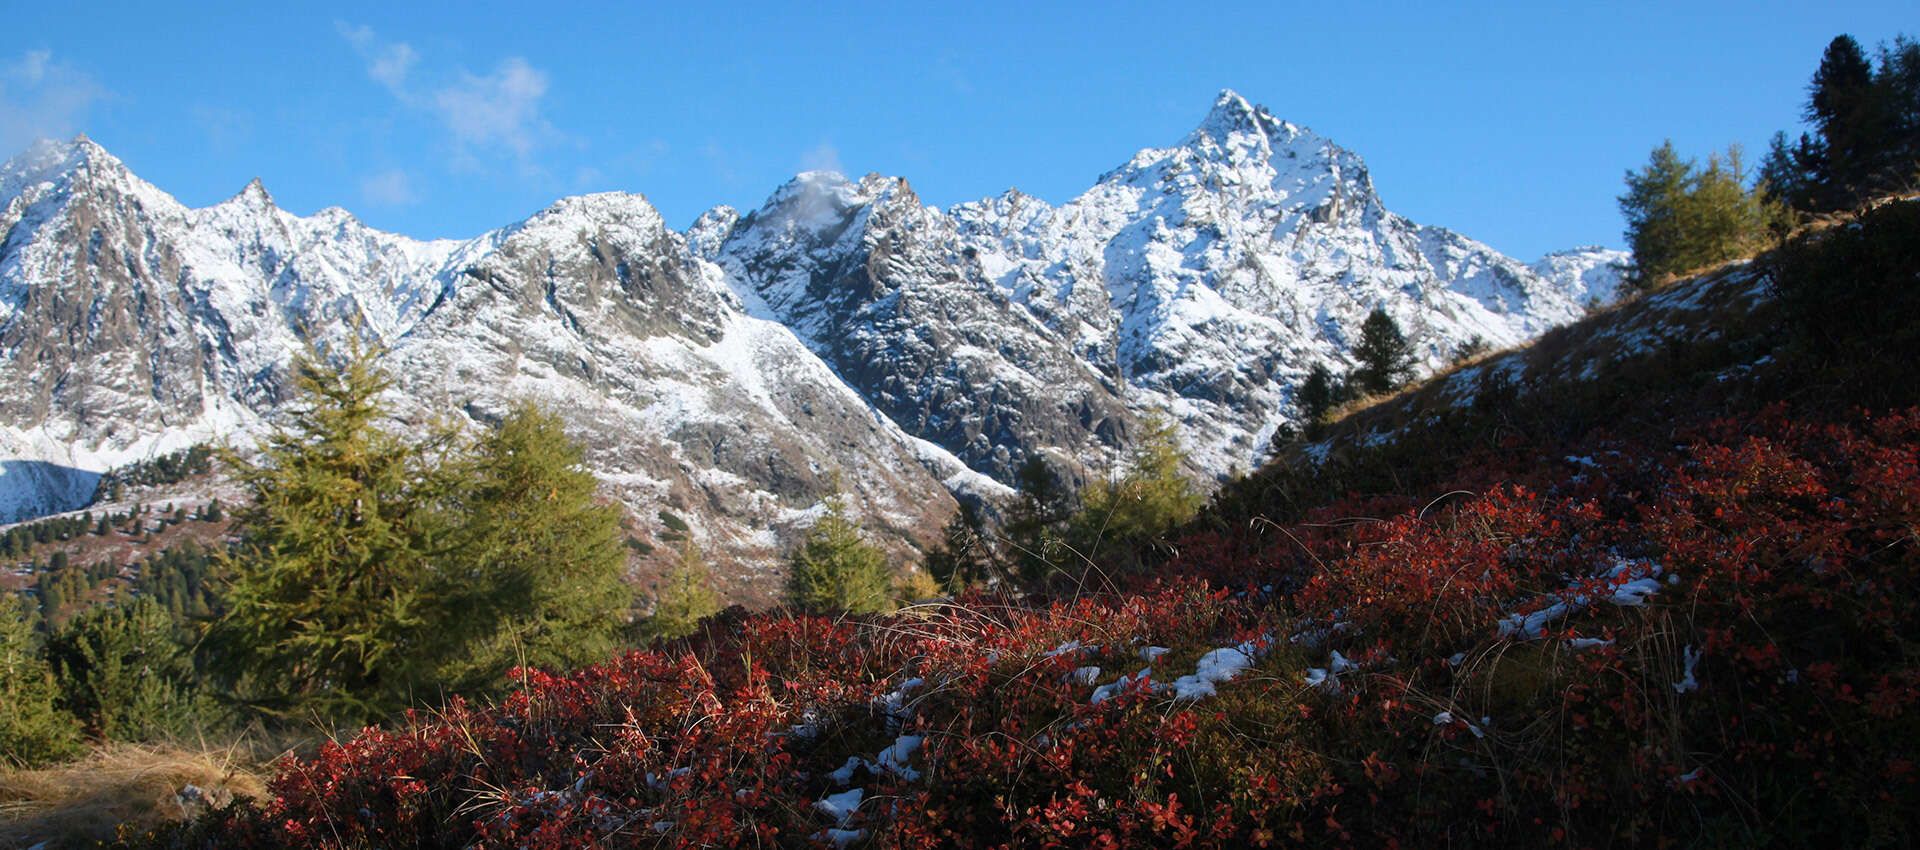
[{"x1": 0, "y1": 742, "x2": 271, "y2": 849}]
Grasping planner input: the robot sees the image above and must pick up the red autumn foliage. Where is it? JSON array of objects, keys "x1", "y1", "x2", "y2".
[{"x1": 127, "y1": 406, "x2": 1920, "y2": 848}]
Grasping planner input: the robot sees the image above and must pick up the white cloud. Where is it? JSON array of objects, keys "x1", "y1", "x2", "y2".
[
  {"x1": 336, "y1": 23, "x2": 416, "y2": 95},
  {"x1": 0, "y1": 50, "x2": 109, "y2": 154},
  {"x1": 337, "y1": 23, "x2": 558, "y2": 170},
  {"x1": 701, "y1": 141, "x2": 741, "y2": 185},
  {"x1": 359, "y1": 168, "x2": 419, "y2": 206},
  {"x1": 432, "y1": 57, "x2": 553, "y2": 161},
  {"x1": 800, "y1": 141, "x2": 843, "y2": 176}
]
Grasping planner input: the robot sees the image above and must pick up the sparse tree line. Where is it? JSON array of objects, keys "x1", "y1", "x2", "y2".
[
  {"x1": 0, "y1": 500, "x2": 225, "y2": 563},
  {"x1": 90, "y1": 445, "x2": 215, "y2": 504},
  {"x1": 1623, "y1": 33, "x2": 1920, "y2": 288},
  {"x1": 1267, "y1": 306, "x2": 1421, "y2": 444}
]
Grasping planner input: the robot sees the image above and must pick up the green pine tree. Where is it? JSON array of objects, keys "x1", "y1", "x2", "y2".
[
  {"x1": 642, "y1": 542, "x2": 721, "y2": 642},
  {"x1": 203, "y1": 344, "x2": 450, "y2": 723},
  {"x1": 785, "y1": 496, "x2": 891, "y2": 615},
  {"x1": 46, "y1": 597, "x2": 212, "y2": 742},
  {"x1": 1350, "y1": 308, "x2": 1416, "y2": 396},
  {"x1": 1, "y1": 595, "x2": 82, "y2": 766},
  {"x1": 1809, "y1": 34, "x2": 1880, "y2": 195},
  {"x1": 442, "y1": 403, "x2": 631, "y2": 689},
  {"x1": 1293, "y1": 363, "x2": 1342, "y2": 427},
  {"x1": 1682, "y1": 146, "x2": 1773, "y2": 269},
  {"x1": 1002, "y1": 454, "x2": 1075, "y2": 583},
  {"x1": 1622, "y1": 142, "x2": 1772, "y2": 286},
  {"x1": 1621, "y1": 140, "x2": 1696, "y2": 286}
]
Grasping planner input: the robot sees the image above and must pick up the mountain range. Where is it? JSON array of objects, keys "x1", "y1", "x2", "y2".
[{"x1": 0, "y1": 89, "x2": 1625, "y2": 599}]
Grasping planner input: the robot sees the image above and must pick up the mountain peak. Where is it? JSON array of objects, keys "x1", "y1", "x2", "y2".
[
  {"x1": 1189, "y1": 89, "x2": 1323, "y2": 151},
  {"x1": 1198, "y1": 88, "x2": 1262, "y2": 136},
  {"x1": 1, "y1": 135, "x2": 132, "y2": 206},
  {"x1": 224, "y1": 177, "x2": 276, "y2": 209}
]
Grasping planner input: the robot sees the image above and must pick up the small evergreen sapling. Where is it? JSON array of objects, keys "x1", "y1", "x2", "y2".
[
  {"x1": 785, "y1": 496, "x2": 891, "y2": 615},
  {"x1": 644, "y1": 542, "x2": 721, "y2": 642},
  {"x1": 0, "y1": 595, "x2": 82, "y2": 766}
]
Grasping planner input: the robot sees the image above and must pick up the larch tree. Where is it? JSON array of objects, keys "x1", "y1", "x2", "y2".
[
  {"x1": 643, "y1": 541, "x2": 722, "y2": 642},
  {"x1": 1067, "y1": 413, "x2": 1204, "y2": 569},
  {"x1": 785, "y1": 496, "x2": 892, "y2": 615},
  {"x1": 204, "y1": 345, "x2": 446, "y2": 723},
  {"x1": 0, "y1": 595, "x2": 82, "y2": 766},
  {"x1": 440, "y1": 402, "x2": 631, "y2": 689}
]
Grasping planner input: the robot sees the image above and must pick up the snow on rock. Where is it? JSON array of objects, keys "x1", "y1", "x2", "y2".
[
  {"x1": 827, "y1": 757, "x2": 872, "y2": 786},
  {"x1": 1530, "y1": 246, "x2": 1630, "y2": 307},
  {"x1": 814, "y1": 788, "x2": 864, "y2": 826},
  {"x1": 1090, "y1": 667, "x2": 1154, "y2": 705},
  {"x1": 876, "y1": 735, "x2": 924, "y2": 781},
  {"x1": 1674, "y1": 645, "x2": 1702, "y2": 694},
  {"x1": 1500, "y1": 559, "x2": 1670, "y2": 639},
  {"x1": 1171, "y1": 646, "x2": 1256, "y2": 700}
]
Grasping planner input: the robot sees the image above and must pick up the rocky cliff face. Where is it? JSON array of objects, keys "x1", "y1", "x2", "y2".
[
  {"x1": 0, "y1": 90, "x2": 1624, "y2": 594},
  {"x1": 703, "y1": 92, "x2": 1598, "y2": 480}
]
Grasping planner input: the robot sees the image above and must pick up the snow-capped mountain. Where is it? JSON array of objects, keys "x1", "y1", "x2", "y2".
[
  {"x1": 702, "y1": 91, "x2": 1600, "y2": 478},
  {"x1": 1530, "y1": 246, "x2": 1632, "y2": 307},
  {"x1": 0, "y1": 90, "x2": 1623, "y2": 589}
]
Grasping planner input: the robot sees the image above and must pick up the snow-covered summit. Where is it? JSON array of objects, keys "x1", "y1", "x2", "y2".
[
  {"x1": 1, "y1": 94, "x2": 1625, "y2": 585},
  {"x1": 1531, "y1": 246, "x2": 1631, "y2": 306}
]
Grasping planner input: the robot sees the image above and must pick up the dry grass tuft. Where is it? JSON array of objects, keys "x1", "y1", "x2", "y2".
[{"x1": 0, "y1": 742, "x2": 270, "y2": 849}]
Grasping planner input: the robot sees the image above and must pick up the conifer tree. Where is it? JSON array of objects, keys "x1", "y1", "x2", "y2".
[
  {"x1": 643, "y1": 542, "x2": 721, "y2": 642},
  {"x1": 1683, "y1": 146, "x2": 1773, "y2": 268},
  {"x1": 1621, "y1": 141, "x2": 1696, "y2": 287},
  {"x1": 892, "y1": 567, "x2": 944, "y2": 606},
  {"x1": 1294, "y1": 363, "x2": 1342, "y2": 426},
  {"x1": 1003, "y1": 454, "x2": 1075, "y2": 583},
  {"x1": 1067, "y1": 413, "x2": 1204, "y2": 568},
  {"x1": 1622, "y1": 142, "x2": 1771, "y2": 286},
  {"x1": 47, "y1": 597, "x2": 210, "y2": 742},
  {"x1": 445, "y1": 403, "x2": 630, "y2": 687},
  {"x1": 785, "y1": 496, "x2": 891, "y2": 615},
  {"x1": 924, "y1": 501, "x2": 993, "y2": 592},
  {"x1": 1880, "y1": 37, "x2": 1920, "y2": 171},
  {"x1": 1809, "y1": 35, "x2": 1880, "y2": 193},
  {"x1": 1350, "y1": 308, "x2": 1416, "y2": 396},
  {"x1": 1, "y1": 595, "x2": 82, "y2": 766},
  {"x1": 204, "y1": 344, "x2": 449, "y2": 723}
]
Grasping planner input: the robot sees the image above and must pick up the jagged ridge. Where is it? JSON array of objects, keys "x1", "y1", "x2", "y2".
[{"x1": 0, "y1": 91, "x2": 1623, "y2": 593}]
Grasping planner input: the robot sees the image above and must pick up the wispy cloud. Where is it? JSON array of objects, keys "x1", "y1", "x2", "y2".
[
  {"x1": 336, "y1": 22, "x2": 559, "y2": 172},
  {"x1": 0, "y1": 50, "x2": 109, "y2": 154},
  {"x1": 701, "y1": 140, "x2": 741, "y2": 186},
  {"x1": 432, "y1": 58, "x2": 554, "y2": 162},
  {"x1": 336, "y1": 22, "x2": 417, "y2": 96},
  {"x1": 359, "y1": 168, "x2": 419, "y2": 206},
  {"x1": 191, "y1": 104, "x2": 252, "y2": 151},
  {"x1": 932, "y1": 53, "x2": 974, "y2": 95},
  {"x1": 799, "y1": 141, "x2": 843, "y2": 176}
]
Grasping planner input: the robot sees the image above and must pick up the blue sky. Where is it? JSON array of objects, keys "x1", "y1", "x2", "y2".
[{"x1": 0, "y1": 1, "x2": 1909, "y2": 258}]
